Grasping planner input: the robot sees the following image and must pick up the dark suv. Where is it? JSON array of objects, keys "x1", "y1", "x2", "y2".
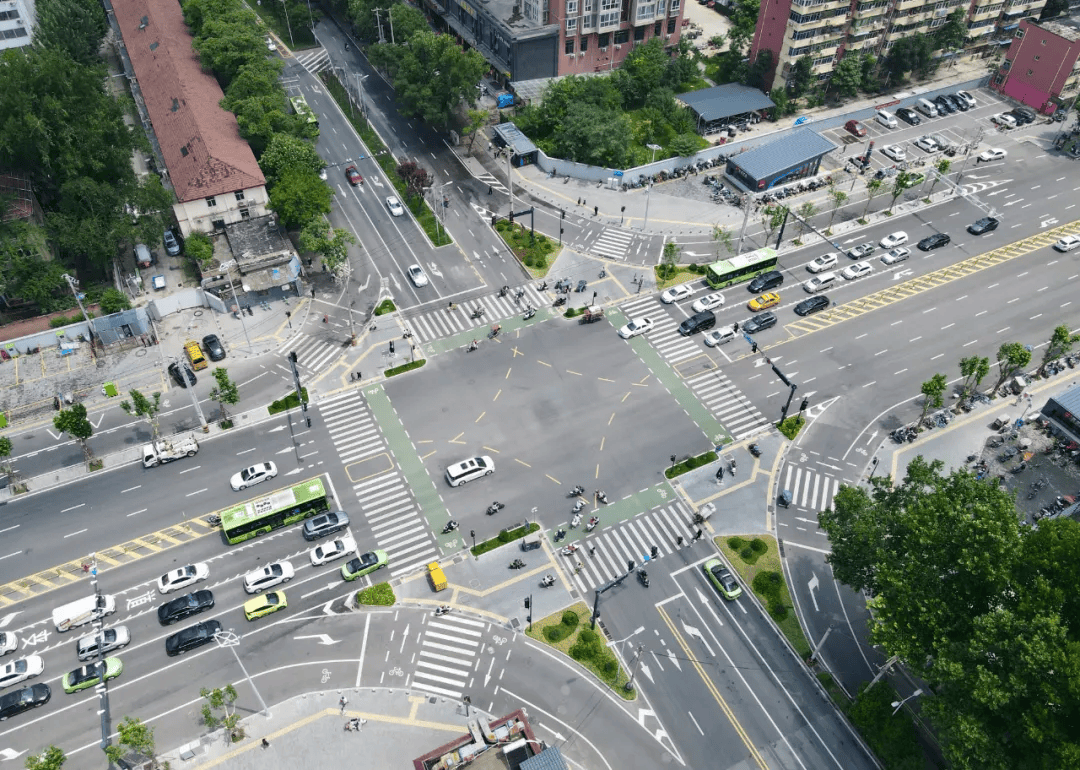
[
  {"x1": 1010, "y1": 106, "x2": 1036, "y2": 125},
  {"x1": 158, "y1": 590, "x2": 215, "y2": 625},
  {"x1": 165, "y1": 620, "x2": 222, "y2": 656},
  {"x1": 747, "y1": 271, "x2": 783, "y2": 293},
  {"x1": 967, "y1": 217, "x2": 1000, "y2": 235},
  {"x1": 934, "y1": 95, "x2": 956, "y2": 114},
  {"x1": 302, "y1": 511, "x2": 350, "y2": 541}
]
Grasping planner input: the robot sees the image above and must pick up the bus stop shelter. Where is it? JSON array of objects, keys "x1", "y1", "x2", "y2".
[
  {"x1": 491, "y1": 122, "x2": 539, "y2": 167},
  {"x1": 677, "y1": 84, "x2": 776, "y2": 136}
]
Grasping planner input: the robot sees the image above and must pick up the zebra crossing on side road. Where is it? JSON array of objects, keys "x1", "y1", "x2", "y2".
[
  {"x1": 293, "y1": 49, "x2": 331, "y2": 75},
  {"x1": 781, "y1": 464, "x2": 845, "y2": 513},
  {"x1": 588, "y1": 228, "x2": 634, "y2": 260},
  {"x1": 409, "y1": 613, "x2": 487, "y2": 698},
  {"x1": 685, "y1": 370, "x2": 769, "y2": 440},
  {"x1": 618, "y1": 296, "x2": 700, "y2": 363},
  {"x1": 475, "y1": 172, "x2": 508, "y2": 195},
  {"x1": 563, "y1": 503, "x2": 695, "y2": 594},
  {"x1": 318, "y1": 391, "x2": 438, "y2": 576},
  {"x1": 404, "y1": 283, "x2": 549, "y2": 343},
  {"x1": 278, "y1": 331, "x2": 343, "y2": 375}
]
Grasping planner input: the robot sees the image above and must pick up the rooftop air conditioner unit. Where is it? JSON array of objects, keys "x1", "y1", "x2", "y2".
[{"x1": 615, "y1": 44, "x2": 621, "y2": 49}]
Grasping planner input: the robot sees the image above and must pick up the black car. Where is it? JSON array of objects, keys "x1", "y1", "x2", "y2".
[
  {"x1": 967, "y1": 217, "x2": 1000, "y2": 235},
  {"x1": 934, "y1": 95, "x2": 956, "y2": 114},
  {"x1": 158, "y1": 590, "x2": 215, "y2": 625},
  {"x1": 168, "y1": 362, "x2": 197, "y2": 388},
  {"x1": 918, "y1": 233, "x2": 951, "y2": 251},
  {"x1": 302, "y1": 511, "x2": 350, "y2": 541},
  {"x1": 950, "y1": 92, "x2": 970, "y2": 112},
  {"x1": 1013, "y1": 105, "x2": 1037, "y2": 123},
  {"x1": 743, "y1": 312, "x2": 777, "y2": 333},
  {"x1": 795, "y1": 296, "x2": 830, "y2": 316},
  {"x1": 0, "y1": 684, "x2": 50, "y2": 721},
  {"x1": 896, "y1": 107, "x2": 921, "y2": 126},
  {"x1": 747, "y1": 271, "x2": 784, "y2": 293},
  {"x1": 202, "y1": 334, "x2": 226, "y2": 361},
  {"x1": 165, "y1": 619, "x2": 222, "y2": 657}
]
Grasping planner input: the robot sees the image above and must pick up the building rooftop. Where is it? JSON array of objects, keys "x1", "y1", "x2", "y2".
[
  {"x1": 731, "y1": 127, "x2": 837, "y2": 179},
  {"x1": 491, "y1": 123, "x2": 538, "y2": 156},
  {"x1": 1038, "y1": 20, "x2": 1080, "y2": 43},
  {"x1": 677, "y1": 83, "x2": 776, "y2": 122}
]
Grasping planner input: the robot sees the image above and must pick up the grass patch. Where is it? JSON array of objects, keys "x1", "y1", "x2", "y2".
[
  {"x1": 718, "y1": 534, "x2": 811, "y2": 659},
  {"x1": 564, "y1": 307, "x2": 585, "y2": 319},
  {"x1": 653, "y1": 266, "x2": 704, "y2": 292},
  {"x1": 494, "y1": 221, "x2": 557, "y2": 273},
  {"x1": 845, "y1": 683, "x2": 924, "y2": 770},
  {"x1": 526, "y1": 603, "x2": 635, "y2": 699},
  {"x1": 219, "y1": 419, "x2": 234, "y2": 430},
  {"x1": 88, "y1": 459, "x2": 104, "y2": 472},
  {"x1": 470, "y1": 522, "x2": 540, "y2": 557},
  {"x1": 374, "y1": 300, "x2": 396, "y2": 316},
  {"x1": 665, "y1": 450, "x2": 718, "y2": 479},
  {"x1": 356, "y1": 582, "x2": 395, "y2": 606},
  {"x1": 385, "y1": 359, "x2": 425, "y2": 377},
  {"x1": 267, "y1": 388, "x2": 309, "y2": 415},
  {"x1": 777, "y1": 414, "x2": 805, "y2": 440}
]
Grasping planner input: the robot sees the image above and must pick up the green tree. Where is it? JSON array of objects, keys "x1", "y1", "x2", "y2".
[
  {"x1": 1040, "y1": 0, "x2": 1069, "y2": 18},
  {"x1": 200, "y1": 685, "x2": 243, "y2": 743},
  {"x1": 991, "y1": 341, "x2": 1031, "y2": 394},
  {"x1": 795, "y1": 201, "x2": 816, "y2": 241},
  {"x1": 661, "y1": 241, "x2": 681, "y2": 279},
  {"x1": 387, "y1": 3, "x2": 428, "y2": 41},
  {"x1": 789, "y1": 55, "x2": 814, "y2": 98},
  {"x1": 33, "y1": 0, "x2": 108, "y2": 67},
  {"x1": 222, "y1": 58, "x2": 286, "y2": 106},
  {"x1": 209, "y1": 368, "x2": 240, "y2": 423},
  {"x1": 185, "y1": 232, "x2": 215, "y2": 270},
  {"x1": 829, "y1": 55, "x2": 862, "y2": 99},
  {"x1": 192, "y1": 16, "x2": 265, "y2": 86},
  {"x1": 884, "y1": 35, "x2": 936, "y2": 83},
  {"x1": 887, "y1": 170, "x2": 915, "y2": 214},
  {"x1": 1039, "y1": 324, "x2": 1079, "y2": 375},
  {"x1": 729, "y1": 0, "x2": 761, "y2": 40},
  {"x1": 395, "y1": 161, "x2": 431, "y2": 198},
  {"x1": 827, "y1": 188, "x2": 848, "y2": 229},
  {"x1": 0, "y1": 228, "x2": 68, "y2": 310},
  {"x1": 958, "y1": 355, "x2": 990, "y2": 397},
  {"x1": 859, "y1": 52, "x2": 881, "y2": 93},
  {"x1": 760, "y1": 204, "x2": 785, "y2": 245},
  {"x1": 120, "y1": 389, "x2": 163, "y2": 442},
  {"x1": 745, "y1": 49, "x2": 773, "y2": 91},
  {"x1": 462, "y1": 108, "x2": 489, "y2": 153},
  {"x1": 862, "y1": 177, "x2": 884, "y2": 219},
  {"x1": 25, "y1": 746, "x2": 66, "y2": 770},
  {"x1": 927, "y1": 158, "x2": 951, "y2": 196},
  {"x1": 53, "y1": 403, "x2": 94, "y2": 466},
  {"x1": 549, "y1": 102, "x2": 632, "y2": 168},
  {"x1": 919, "y1": 373, "x2": 947, "y2": 421},
  {"x1": 0, "y1": 435, "x2": 21, "y2": 493},
  {"x1": 103, "y1": 716, "x2": 156, "y2": 766},
  {"x1": 299, "y1": 218, "x2": 356, "y2": 280},
  {"x1": 268, "y1": 168, "x2": 333, "y2": 230},
  {"x1": 768, "y1": 87, "x2": 791, "y2": 118},
  {"x1": 712, "y1": 224, "x2": 734, "y2": 257},
  {"x1": 611, "y1": 38, "x2": 670, "y2": 108},
  {"x1": 933, "y1": 8, "x2": 968, "y2": 50},
  {"x1": 258, "y1": 133, "x2": 325, "y2": 186},
  {"x1": 98, "y1": 288, "x2": 132, "y2": 315}
]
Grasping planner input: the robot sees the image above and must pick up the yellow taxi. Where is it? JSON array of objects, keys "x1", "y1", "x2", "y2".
[
  {"x1": 748, "y1": 293, "x2": 780, "y2": 312},
  {"x1": 243, "y1": 590, "x2": 287, "y2": 621}
]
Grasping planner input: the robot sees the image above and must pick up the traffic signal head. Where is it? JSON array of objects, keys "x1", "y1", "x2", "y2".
[
  {"x1": 389, "y1": 340, "x2": 395, "y2": 354},
  {"x1": 751, "y1": 342, "x2": 758, "y2": 354},
  {"x1": 289, "y1": 351, "x2": 298, "y2": 363},
  {"x1": 524, "y1": 597, "x2": 531, "y2": 609}
]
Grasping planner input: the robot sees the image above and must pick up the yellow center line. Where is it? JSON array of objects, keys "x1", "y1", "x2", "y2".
[
  {"x1": 505, "y1": 367, "x2": 512, "y2": 379},
  {"x1": 621, "y1": 392, "x2": 631, "y2": 403},
  {"x1": 597, "y1": 376, "x2": 615, "y2": 383},
  {"x1": 493, "y1": 389, "x2": 502, "y2": 401},
  {"x1": 538, "y1": 360, "x2": 552, "y2": 367},
  {"x1": 546, "y1": 474, "x2": 562, "y2": 485},
  {"x1": 599, "y1": 436, "x2": 606, "y2": 451},
  {"x1": 514, "y1": 458, "x2": 531, "y2": 467}
]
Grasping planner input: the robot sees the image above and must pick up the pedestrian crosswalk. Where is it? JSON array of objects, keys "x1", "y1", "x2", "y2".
[
  {"x1": 404, "y1": 284, "x2": 549, "y2": 343},
  {"x1": 562, "y1": 503, "x2": 696, "y2": 594},
  {"x1": 410, "y1": 613, "x2": 487, "y2": 698},
  {"x1": 277, "y1": 331, "x2": 343, "y2": 375},
  {"x1": 781, "y1": 464, "x2": 845, "y2": 513},
  {"x1": 588, "y1": 228, "x2": 634, "y2": 260},
  {"x1": 619, "y1": 296, "x2": 700, "y2": 363},
  {"x1": 318, "y1": 391, "x2": 438, "y2": 576},
  {"x1": 293, "y1": 49, "x2": 331, "y2": 75},
  {"x1": 475, "y1": 171, "x2": 508, "y2": 195},
  {"x1": 685, "y1": 371, "x2": 769, "y2": 440}
]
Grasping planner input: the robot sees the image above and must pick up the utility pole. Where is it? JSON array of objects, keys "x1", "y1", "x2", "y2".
[
  {"x1": 213, "y1": 630, "x2": 270, "y2": 717},
  {"x1": 624, "y1": 642, "x2": 645, "y2": 691},
  {"x1": 88, "y1": 553, "x2": 113, "y2": 751},
  {"x1": 172, "y1": 356, "x2": 209, "y2": 431},
  {"x1": 220, "y1": 260, "x2": 253, "y2": 353},
  {"x1": 506, "y1": 149, "x2": 514, "y2": 216},
  {"x1": 735, "y1": 192, "x2": 754, "y2": 254},
  {"x1": 61, "y1": 273, "x2": 95, "y2": 359},
  {"x1": 373, "y1": 8, "x2": 385, "y2": 43}
]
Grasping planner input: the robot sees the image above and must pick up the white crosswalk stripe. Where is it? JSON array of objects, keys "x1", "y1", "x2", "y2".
[
  {"x1": 475, "y1": 173, "x2": 508, "y2": 195},
  {"x1": 280, "y1": 332, "x2": 343, "y2": 375},
  {"x1": 293, "y1": 50, "x2": 332, "y2": 75},
  {"x1": 410, "y1": 614, "x2": 487, "y2": 698},
  {"x1": 685, "y1": 370, "x2": 769, "y2": 439},
  {"x1": 404, "y1": 284, "x2": 549, "y2": 343},
  {"x1": 589, "y1": 228, "x2": 634, "y2": 260},
  {"x1": 782, "y1": 465, "x2": 845, "y2": 513},
  {"x1": 564, "y1": 503, "x2": 695, "y2": 593},
  {"x1": 318, "y1": 391, "x2": 438, "y2": 575}
]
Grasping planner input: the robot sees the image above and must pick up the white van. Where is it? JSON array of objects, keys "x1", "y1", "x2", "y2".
[
  {"x1": 803, "y1": 272, "x2": 837, "y2": 293},
  {"x1": 52, "y1": 594, "x2": 117, "y2": 632},
  {"x1": 875, "y1": 110, "x2": 898, "y2": 129},
  {"x1": 445, "y1": 456, "x2": 495, "y2": 487},
  {"x1": 915, "y1": 99, "x2": 938, "y2": 118}
]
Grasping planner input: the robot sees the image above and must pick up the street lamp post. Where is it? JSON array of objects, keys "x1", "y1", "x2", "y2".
[
  {"x1": 219, "y1": 260, "x2": 253, "y2": 354},
  {"x1": 87, "y1": 553, "x2": 113, "y2": 751},
  {"x1": 642, "y1": 143, "x2": 662, "y2": 231},
  {"x1": 891, "y1": 689, "x2": 923, "y2": 715},
  {"x1": 278, "y1": 0, "x2": 294, "y2": 46},
  {"x1": 172, "y1": 355, "x2": 208, "y2": 431},
  {"x1": 213, "y1": 630, "x2": 271, "y2": 717}
]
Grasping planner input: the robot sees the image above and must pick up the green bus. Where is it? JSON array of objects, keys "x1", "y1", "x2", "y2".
[
  {"x1": 705, "y1": 247, "x2": 779, "y2": 289},
  {"x1": 221, "y1": 477, "x2": 329, "y2": 544},
  {"x1": 290, "y1": 94, "x2": 319, "y2": 131}
]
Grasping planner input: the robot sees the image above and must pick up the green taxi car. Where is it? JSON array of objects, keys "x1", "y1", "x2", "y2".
[
  {"x1": 243, "y1": 591, "x2": 287, "y2": 621},
  {"x1": 63, "y1": 657, "x2": 123, "y2": 694},
  {"x1": 703, "y1": 559, "x2": 743, "y2": 601},
  {"x1": 341, "y1": 550, "x2": 389, "y2": 581}
]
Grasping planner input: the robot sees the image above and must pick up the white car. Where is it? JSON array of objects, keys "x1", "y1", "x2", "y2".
[
  {"x1": 991, "y1": 113, "x2": 1017, "y2": 128},
  {"x1": 407, "y1": 264, "x2": 429, "y2": 287},
  {"x1": 913, "y1": 136, "x2": 938, "y2": 153},
  {"x1": 157, "y1": 563, "x2": 210, "y2": 594},
  {"x1": 881, "y1": 145, "x2": 906, "y2": 162},
  {"x1": 660, "y1": 285, "x2": 693, "y2": 304},
  {"x1": 691, "y1": 292, "x2": 725, "y2": 312},
  {"x1": 618, "y1": 317, "x2": 654, "y2": 339},
  {"x1": 310, "y1": 536, "x2": 357, "y2": 567},
  {"x1": 266, "y1": 36, "x2": 277, "y2": 52},
  {"x1": 1053, "y1": 234, "x2": 1080, "y2": 252},
  {"x1": 957, "y1": 91, "x2": 976, "y2": 109},
  {"x1": 879, "y1": 231, "x2": 908, "y2": 249},
  {"x1": 704, "y1": 326, "x2": 737, "y2": 347},
  {"x1": 0, "y1": 656, "x2": 44, "y2": 689},
  {"x1": 881, "y1": 247, "x2": 911, "y2": 265},
  {"x1": 386, "y1": 196, "x2": 405, "y2": 217},
  {"x1": 977, "y1": 148, "x2": 1007, "y2": 163},
  {"x1": 807, "y1": 253, "x2": 838, "y2": 273},
  {"x1": 841, "y1": 263, "x2": 873, "y2": 280},
  {"x1": 0, "y1": 633, "x2": 16, "y2": 657},
  {"x1": 243, "y1": 561, "x2": 296, "y2": 594},
  {"x1": 230, "y1": 461, "x2": 278, "y2": 491}
]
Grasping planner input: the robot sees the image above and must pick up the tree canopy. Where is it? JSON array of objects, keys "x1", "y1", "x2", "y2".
[{"x1": 268, "y1": 168, "x2": 333, "y2": 229}]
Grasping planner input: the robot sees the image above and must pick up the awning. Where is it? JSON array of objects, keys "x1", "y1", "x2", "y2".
[{"x1": 1002, "y1": 23, "x2": 1019, "y2": 30}]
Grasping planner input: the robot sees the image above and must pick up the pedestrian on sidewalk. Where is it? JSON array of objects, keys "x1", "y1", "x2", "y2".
[
  {"x1": 340, "y1": 695, "x2": 348, "y2": 714},
  {"x1": 488, "y1": 186, "x2": 492, "y2": 195},
  {"x1": 355, "y1": 371, "x2": 361, "y2": 382},
  {"x1": 593, "y1": 205, "x2": 598, "y2": 217},
  {"x1": 311, "y1": 286, "x2": 316, "y2": 298},
  {"x1": 262, "y1": 738, "x2": 270, "y2": 749}
]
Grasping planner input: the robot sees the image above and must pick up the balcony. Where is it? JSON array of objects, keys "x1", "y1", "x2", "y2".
[
  {"x1": 894, "y1": 0, "x2": 925, "y2": 10},
  {"x1": 970, "y1": 4, "x2": 1001, "y2": 19},
  {"x1": 852, "y1": 4, "x2": 889, "y2": 20}
]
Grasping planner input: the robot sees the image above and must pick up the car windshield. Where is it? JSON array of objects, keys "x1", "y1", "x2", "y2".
[
  {"x1": 241, "y1": 467, "x2": 260, "y2": 480},
  {"x1": 265, "y1": 593, "x2": 281, "y2": 606},
  {"x1": 358, "y1": 552, "x2": 377, "y2": 568},
  {"x1": 267, "y1": 564, "x2": 283, "y2": 577},
  {"x1": 71, "y1": 665, "x2": 100, "y2": 685}
]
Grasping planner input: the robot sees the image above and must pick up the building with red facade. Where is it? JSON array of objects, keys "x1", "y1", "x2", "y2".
[
  {"x1": 423, "y1": 0, "x2": 685, "y2": 85},
  {"x1": 992, "y1": 19, "x2": 1080, "y2": 114}
]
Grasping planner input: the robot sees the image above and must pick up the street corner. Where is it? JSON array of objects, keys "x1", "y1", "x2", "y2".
[{"x1": 674, "y1": 444, "x2": 778, "y2": 536}]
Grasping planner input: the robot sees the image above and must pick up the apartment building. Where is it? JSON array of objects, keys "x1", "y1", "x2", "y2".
[
  {"x1": 751, "y1": 0, "x2": 1047, "y2": 93},
  {"x1": 422, "y1": 0, "x2": 685, "y2": 85},
  {"x1": 992, "y1": 19, "x2": 1080, "y2": 111},
  {"x1": 0, "y1": 0, "x2": 33, "y2": 51}
]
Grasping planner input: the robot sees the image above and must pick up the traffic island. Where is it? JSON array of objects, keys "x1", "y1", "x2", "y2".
[
  {"x1": 356, "y1": 582, "x2": 395, "y2": 606},
  {"x1": 526, "y1": 603, "x2": 636, "y2": 700}
]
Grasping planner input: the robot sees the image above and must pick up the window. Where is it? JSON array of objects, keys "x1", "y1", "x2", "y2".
[
  {"x1": 566, "y1": 38, "x2": 575, "y2": 53},
  {"x1": 234, "y1": 190, "x2": 245, "y2": 201},
  {"x1": 584, "y1": 0, "x2": 593, "y2": 9},
  {"x1": 614, "y1": 29, "x2": 629, "y2": 44},
  {"x1": 206, "y1": 196, "x2": 217, "y2": 208},
  {"x1": 636, "y1": 2, "x2": 655, "y2": 20},
  {"x1": 599, "y1": 32, "x2": 610, "y2": 46},
  {"x1": 580, "y1": 36, "x2": 589, "y2": 50},
  {"x1": 670, "y1": 0, "x2": 679, "y2": 10},
  {"x1": 667, "y1": 17, "x2": 676, "y2": 33},
  {"x1": 240, "y1": 208, "x2": 251, "y2": 220},
  {"x1": 1015, "y1": 27, "x2": 1024, "y2": 37},
  {"x1": 599, "y1": 0, "x2": 619, "y2": 27},
  {"x1": 634, "y1": 25, "x2": 646, "y2": 40},
  {"x1": 654, "y1": 21, "x2": 662, "y2": 35},
  {"x1": 657, "y1": 0, "x2": 665, "y2": 12},
  {"x1": 566, "y1": 0, "x2": 578, "y2": 13},
  {"x1": 567, "y1": 17, "x2": 577, "y2": 31}
]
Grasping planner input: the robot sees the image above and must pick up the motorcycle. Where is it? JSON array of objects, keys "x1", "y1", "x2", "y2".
[
  {"x1": 572, "y1": 499, "x2": 586, "y2": 513},
  {"x1": 472, "y1": 307, "x2": 485, "y2": 319},
  {"x1": 554, "y1": 528, "x2": 567, "y2": 543},
  {"x1": 523, "y1": 307, "x2": 536, "y2": 320},
  {"x1": 486, "y1": 501, "x2": 505, "y2": 515},
  {"x1": 206, "y1": 514, "x2": 221, "y2": 526},
  {"x1": 729, "y1": 458, "x2": 737, "y2": 477},
  {"x1": 441, "y1": 519, "x2": 458, "y2": 534},
  {"x1": 467, "y1": 340, "x2": 479, "y2": 352},
  {"x1": 540, "y1": 574, "x2": 555, "y2": 588},
  {"x1": 637, "y1": 569, "x2": 650, "y2": 587},
  {"x1": 553, "y1": 296, "x2": 567, "y2": 307},
  {"x1": 538, "y1": 281, "x2": 548, "y2": 291},
  {"x1": 510, "y1": 559, "x2": 525, "y2": 570},
  {"x1": 499, "y1": 286, "x2": 509, "y2": 297},
  {"x1": 561, "y1": 544, "x2": 579, "y2": 556},
  {"x1": 571, "y1": 512, "x2": 582, "y2": 528},
  {"x1": 568, "y1": 485, "x2": 585, "y2": 497},
  {"x1": 585, "y1": 516, "x2": 599, "y2": 532},
  {"x1": 434, "y1": 605, "x2": 452, "y2": 616},
  {"x1": 596, "y1": 490, "x2": 608, "y2": 504},
  {"x1": 748, "y1": 443, "x2": 762, "y2": 458}
]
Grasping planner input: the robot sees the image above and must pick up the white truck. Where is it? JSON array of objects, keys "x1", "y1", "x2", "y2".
[
  {"x1": 142, "y1": 435, "x2": 199, "y2": 468},
  {"x1": 52, "y1": 594, "x2": 116, "y2": 632}
]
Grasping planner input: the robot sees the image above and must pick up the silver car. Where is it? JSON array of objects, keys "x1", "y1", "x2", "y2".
[{"x1": 76, "y1": 627, "x2": 131, "y2": 661}]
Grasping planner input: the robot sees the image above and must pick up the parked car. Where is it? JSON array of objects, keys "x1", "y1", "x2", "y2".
[
  {"x1": 967, "y1": 217, "x2": 1000, "y2": 235},
  {"x1": 914, "y1": 136, "x2": 939, "y2": 153},
  {"x1": 956, "y1": 91, "x2": 976, "y2": 109},
  {"x1": 950, "y1": 92, "x2": 970, "y2": 111},
  {"x1": 934, "y1": 94, "x2": 957, "y2": 114},
  {"x1": 1009, "y1": 107, "x2": 1035, "y2": 124},
  {"x1": 167, "y1": 362, "x2": 197, "y2": 388},
  {"x1": 991, "y1": 113, "x2": 1017, "y2": 128},
  {"x1": 881, "y1": 145, "x2": 906, "y2": 162},
  {"x1": 844, "y1": 119, "x2": 867, "y2": 137},
  {"x1": 896, "y1": 107, "x2": 921, "y2": 126},
  {"x1": 918, "y1": 233, "x2": 951, "y2": 251},
  {"x1": 202, "y1": 334, "x2": 226, "y2": 361},
  {"x1": 163, "y1": 229, "x2": 181, "y2": 256}
]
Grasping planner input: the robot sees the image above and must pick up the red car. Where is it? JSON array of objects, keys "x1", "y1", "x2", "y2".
[
  {"x1": 345, "y1": 166, "x2": 363, "y2": 186},
  {"x1": 844, "y1": 120, "x2": 867, "y2": 137}
]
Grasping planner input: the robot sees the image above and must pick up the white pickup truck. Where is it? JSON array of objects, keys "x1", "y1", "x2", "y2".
[{"x1": 142, "y1": 435, "x2": 199, "y2": 468}]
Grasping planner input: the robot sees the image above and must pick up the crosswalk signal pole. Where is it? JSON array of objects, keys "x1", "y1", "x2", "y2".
[{"x1": 287, "y1": 352, "x2": 310, "y2": 429}]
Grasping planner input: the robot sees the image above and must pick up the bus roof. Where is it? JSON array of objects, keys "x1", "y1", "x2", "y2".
[
  {"x1": 221, "y1": 478, "x2": 326, "y2": 526},
  {"x1": 708, "y1": 247, "x2": 777, "y2": 274}
]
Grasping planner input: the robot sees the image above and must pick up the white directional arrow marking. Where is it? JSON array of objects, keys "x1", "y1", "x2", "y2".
[
  {"x1": 680, "y1": 621, "x2": 714, "y2": 656},
  {"x1": 267, "y1": 425, "x2": 287, "y2": 433},
  {"x1": 0, "y1": 748, "x2": 27, "y2": 761},
  {"x1": 638, "y1": 662, "x2": 654, "y2": 684},
  {"x1": 893, "y1": 268, "x2": 913, "y2": 280},
  {"x1": 808, "y1": 573, "x2": 821, "y2": 612},
  {"x1": 866, "y1": 430, "x2": 878, "y2": 445},
  {"x1": 1040, "y1": 218, "x2": 1059, "y2": 228},
  {"x1": 294, "y1": 634, "x2": 340, "y2": 646},
  {"x1": 0, "y1": 612, "x2": 22, "y2": 628}
]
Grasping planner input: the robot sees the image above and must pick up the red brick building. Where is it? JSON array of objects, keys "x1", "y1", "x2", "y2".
[{"x1": 992, "y1": 19, "x2": 1080, "y2": 114}]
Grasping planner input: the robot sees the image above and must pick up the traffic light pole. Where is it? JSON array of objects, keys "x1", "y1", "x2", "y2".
[{"x1": 88, "y1": 553, "x2": 113, "y2": 752}]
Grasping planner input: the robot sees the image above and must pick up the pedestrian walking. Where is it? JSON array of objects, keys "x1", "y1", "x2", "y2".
[
  {"x1": 488, "y1": 185, "x2": 493, "y2": 195},
  {"x1": 589, "y1": 546, "x2": 596, "y2": 557},
  {"x1": 593, "y1": 205, "x2": 598, "y2": 217},
  {"x1": 355, "y1": 371, "x2": 361, "y2": 382},
  {"x1": 311, "y1": 286, "x2": 316, "y2": 298},
  {"x1": 262, "y1": 738, "x2": 270, "y2": 749},
  {"x1": 340, "y1": 695, "x2": 348, "y2": 714},
  {"x1": 693, "y1": 528, "x2": 703, "y2": 542},
  {"x1": 676, "y1": 536, "x2": 684, "y2": 548}
]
